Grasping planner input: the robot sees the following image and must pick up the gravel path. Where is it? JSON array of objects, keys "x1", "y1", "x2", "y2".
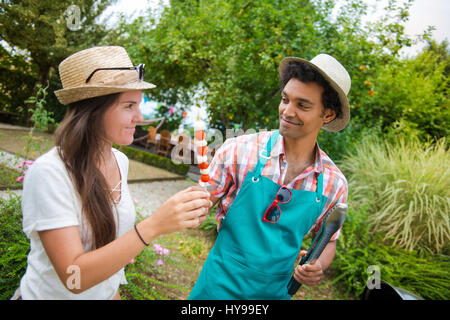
[
  {"x1": 0, "y1": 150, "x2": 25, "y2": 169},
  {"x1": 128, "y1": 180, "x2": 195, "y2": 218}
]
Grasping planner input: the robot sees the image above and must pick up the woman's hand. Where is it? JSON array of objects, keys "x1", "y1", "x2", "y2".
[
  {"x1": 142, "y1": 186, "x2": 212, "y2": 238},
  {"x1": 37, "y1": 187, "x2": 211, "y2": 295}
]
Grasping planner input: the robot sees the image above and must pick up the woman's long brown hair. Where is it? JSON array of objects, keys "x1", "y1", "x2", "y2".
[{"x1": 55, "y1": 93, "x2": 121, "y2": 250}]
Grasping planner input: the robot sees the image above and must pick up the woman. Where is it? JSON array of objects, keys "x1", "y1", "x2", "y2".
[{"x1": 18, "y1": 46, "x2": 211, "y2": 299}]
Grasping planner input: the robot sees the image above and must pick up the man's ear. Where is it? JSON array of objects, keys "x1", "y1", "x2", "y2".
[{"x1": 322, "y1": 108, "x2": 336, "y2": 124}]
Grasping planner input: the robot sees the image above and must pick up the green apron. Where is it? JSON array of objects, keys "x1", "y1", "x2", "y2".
[{"x1": 189, "y1": 130, "x2": 327, "y2": 300}]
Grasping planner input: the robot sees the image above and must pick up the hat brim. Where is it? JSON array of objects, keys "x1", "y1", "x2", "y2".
[
  {"x1": 54, "y1": 81, "x2": 156, "y2": 105},
  {"x1": 279, "y1": 57, "x2": 350, "y2": 132}
]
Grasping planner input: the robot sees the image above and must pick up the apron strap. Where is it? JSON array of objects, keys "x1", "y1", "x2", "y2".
[
  {"x1": 253, "y1": 130, "x2": 280, "y2": 178},
  {"x1": 316, "y1": 172, "x2": 324, "y2": 201},
  {"x1": 302, "y1": 172, "x2": 326, "y2": 265},
  {"x1": 253, "y1": 131, "x2": 324, "y2": 203}
]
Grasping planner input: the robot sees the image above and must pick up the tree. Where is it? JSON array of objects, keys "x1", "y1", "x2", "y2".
[
  {"x1": 113, "y1": 0, "x2": 414, "y2": 134},
  {"x1": 362, "y1": 40, "x2": 449, "y2": 140},
  {"x1": 0, "y1": 0, "x2": 117, "y2": 123}
]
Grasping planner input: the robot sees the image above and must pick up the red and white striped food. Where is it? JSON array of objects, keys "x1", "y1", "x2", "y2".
[{"x1": 194, "y1": 120, "x2": 210, "y2": 186}]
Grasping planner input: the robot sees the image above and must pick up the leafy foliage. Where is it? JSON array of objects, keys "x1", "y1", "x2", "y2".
[
  {"x1": 0, "y1": 0, "x2": 118, "y2": 123},
  {"x1": 362, "y1": 41, "x2": 450, "y2": 140},
  {"x1": 0, "y1": 46, "x2": 37, "y2": 123},
  {"x1": 18, "y1": 83, "x2": 56, "y2": 161},
  {"x1": 0, "y1": 194, "x2": 29, "y2": 300},
  {"x1": 25, "y1": 83, "x2": 55, "y2": 132},
  {"x1": 317, "y1": 120, "x2": 382, "y2": 163},
  {"x1": 121, "y1": 247, "x2": 189, "y2": 300},
  {"x1": 112, "y1": 0, "x2": 413, "y2": 133}
]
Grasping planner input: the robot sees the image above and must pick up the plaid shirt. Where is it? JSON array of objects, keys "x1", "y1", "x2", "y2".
[{"x1": 206, "y1": 130, "x2": 348, "y2": 240}]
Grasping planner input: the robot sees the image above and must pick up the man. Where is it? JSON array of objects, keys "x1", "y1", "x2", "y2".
[{"x1": 189, "y1": 54, "x2": 350, "y2": 300}]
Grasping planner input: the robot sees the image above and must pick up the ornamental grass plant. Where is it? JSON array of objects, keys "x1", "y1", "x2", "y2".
[
  {"x1": 340, "y1": 135, "x2": 449, "y2": 254},
  {"x1": 330, "y1": 202, "x2": 450, "y2": 299}
]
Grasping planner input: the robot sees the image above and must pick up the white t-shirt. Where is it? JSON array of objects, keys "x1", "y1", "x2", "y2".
[{"x1": 20, "y1": 147, "x2": 136, "y2": 300}]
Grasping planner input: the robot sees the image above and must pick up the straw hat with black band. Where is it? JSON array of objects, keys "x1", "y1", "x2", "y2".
[
  {"x1": 279, "y1": 54, "x2": 351, "y2": 132},
  {"x1": 55, "y1": 46, "x2": 156, "y2": 105}
]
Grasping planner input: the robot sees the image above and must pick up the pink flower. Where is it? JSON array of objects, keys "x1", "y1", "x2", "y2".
[
  {"x1": 129, "y1": 258, "x2": 134, "y2": 264},
  {"x1": 153, "y1": 244, "x2": 169, "y2": 266},
  {"x1": 153, "y1": 244, "x2": 162, "y2": 255},
  {"x1": 16, "y1": 160, "x2": 35, "y2": 179},
  {"x1": 25, "y1": 160, "x2": 34, "y2": 167}
]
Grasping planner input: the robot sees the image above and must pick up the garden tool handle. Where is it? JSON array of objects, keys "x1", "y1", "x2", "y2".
[
  {"x1": 287, "y1": 227, "x2": 340, "y2": 295},
  {"x1": 287, "y1": 203, "x2": 348, "y2": 296},
  {"x1": 287, "y1": 254, "x2": 309, "y2": 295}
]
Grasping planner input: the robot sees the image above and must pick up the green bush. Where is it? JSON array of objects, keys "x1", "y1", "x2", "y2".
[
  {"x1": 340, "y1": 135, "x2": 449, "y2": 254},
  {"x1": 0, "y1": 194, "x2": 29, "y2": 300},
  {"x1": 361, "y1": 45, "x2": 450, "y2": 140},
  {"x1": 331, "y1": 202, "x2": 450, "y2": 300},
  {"x1": 318, "y1": 121, "x2": 382, "y2": 163},
  {"x1": 115, "y1": 144, "x2": 190, "y2": 176}
]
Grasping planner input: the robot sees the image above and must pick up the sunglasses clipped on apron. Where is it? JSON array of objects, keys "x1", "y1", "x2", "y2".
[{"x1": 189, "y1": 130, "x2": 327, "y2": 300}]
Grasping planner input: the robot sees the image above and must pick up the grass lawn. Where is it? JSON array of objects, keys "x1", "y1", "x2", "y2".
[
  {"x1": 0, "y1": 128, "x2": 53, "y2": 189},
  {"x1": 0, "y1": 128, "x2": 54, "y2": 159}
]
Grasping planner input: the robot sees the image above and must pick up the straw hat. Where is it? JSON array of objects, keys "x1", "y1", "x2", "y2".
[
  {"x1": 54, "y1": 46, "x2": 156, "y2": 105},
  {"x1": 279, "y1": 54, "x2": 351, "y2": 132}
]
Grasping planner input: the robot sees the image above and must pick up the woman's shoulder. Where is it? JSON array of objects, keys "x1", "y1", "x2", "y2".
[
  {"x1": 24, "y1": 147, "x2": 74, "y2": 188},
  {"x1": 30, "y1": 147, "x2": 66, "y2": 173}
]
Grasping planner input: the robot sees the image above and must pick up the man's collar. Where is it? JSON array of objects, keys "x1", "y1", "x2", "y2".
[{"x1": 272, "y1": 133, "x2": 323, "y2": 173}]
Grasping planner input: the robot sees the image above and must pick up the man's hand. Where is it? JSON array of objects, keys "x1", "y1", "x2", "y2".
[
  {"x1": 293, "y1": 250, "x2": 324, "y2": 287},
  {"x1": 191, "y1": 187, "x2": 221, "y2": 227}
]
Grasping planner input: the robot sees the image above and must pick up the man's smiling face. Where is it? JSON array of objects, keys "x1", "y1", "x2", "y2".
[{"x1": 278, "y1": 78, "x2": 336, "y2": 140}]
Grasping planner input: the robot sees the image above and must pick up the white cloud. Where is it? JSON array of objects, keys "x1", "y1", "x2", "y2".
[
  {"x1": 404, "y1": 0, "x2": 449, "y2": 41},
  {"x1": 401, "y1": 0, "x2": 449, "y2": 56}
]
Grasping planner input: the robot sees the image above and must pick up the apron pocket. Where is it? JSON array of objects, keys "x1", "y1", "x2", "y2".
[{"x1": 200, "y1": 250, "x2": 291, "y2": 300}]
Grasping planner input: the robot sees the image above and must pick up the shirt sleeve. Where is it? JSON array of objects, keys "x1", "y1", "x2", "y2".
[
  {"x1": 22, "y1": 159, "x2": 79, "y2": 239},
  {"x1": 206, "y1": 137, "x2": 236, "y2": 199}
]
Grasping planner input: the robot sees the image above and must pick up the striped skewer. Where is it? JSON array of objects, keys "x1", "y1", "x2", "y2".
[{"x1": 194, "y1": 119, "x2": 209, "y2": 190}]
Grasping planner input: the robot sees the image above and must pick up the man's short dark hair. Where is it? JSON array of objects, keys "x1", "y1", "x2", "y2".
[{"x1": 280, "y1": 61, "x2": 342, "y2": 119}]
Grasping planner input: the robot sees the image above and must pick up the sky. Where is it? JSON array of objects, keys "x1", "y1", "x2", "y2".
[
  {"x1": 367, "y1": 0, "x2": 449, "y2": 57},
  {"x1": 403, "y1": 0, "x2": 449, "y2": 53},
  {"x1": 102, "y1": 0, "x2": 449, "y2": 123}
]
